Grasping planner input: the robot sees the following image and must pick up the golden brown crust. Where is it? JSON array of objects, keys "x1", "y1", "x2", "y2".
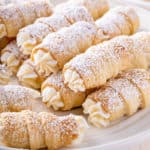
[
  {"x1": 41, "y1": 72, "x2": 86, "y2": 110},
  {"x1": 32, "y1": 21, "x2": 98, "y2": 77},
  {"x1": 0, "y1": 0, "x2": 53, "y2": 38},
  {"x1": 0, "y1": 5, "x2": 24, "y2": 37},
  {"x1": 0, "y1": 85, "x2": 40, "y2": 112},
  {"x1": 0, "y1": 110, "x2": 86, "y2": 149},
  {"x1": 17, "y1": 5, "x2": 93, "y2": 56},
  {"x1": 95, "y1": 7, "x2": 139, "y2": 41},
  {"x1": 63, "y1": 32, "x2": 150, "y2": 91},
  {"x1": 83, "y1": 69, "x2": 150, "y2": 127},
  {"x1": 55, "y1": 0, "x2": 109, "y2": 20}
]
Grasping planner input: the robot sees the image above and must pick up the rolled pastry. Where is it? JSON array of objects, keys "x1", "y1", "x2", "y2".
[
  {"x1": 1, "y1": 40, "x2": 24, "y2": 74},
  {"x1": 32, "y1": 6, "x2": 139, "y2": 78},
  {"x1": 0, "y1": 0, "x2": 53, "y2": 38},
  {"x1": 83, "y1": 69, "x2": 150, "y2": 127},
  {"x1": 0, "y1": 84, "x2": 40, "y2": 112},
  {"x1": 0, "y1": 110, "x2": 88, "y2": 149},
  {"x1": 17, "y1": 6, "x2": 93, "y2": 56},
  {"x1": 63, "y1": 32, "x2": 150, "y2": 92},
  {"x1": 0, "y1": 64, "x2": 12, "y2": 85},
  {"x1": 41, "y1": 71, "x2": 86, "y2": 110},
  {"x1": 17, "y1": 0, "x2": 109, "y2": 56},
  {"x1": 96, "y1": 6, "x2": 139, "y2": 41},
  {"x1": 55, "y1": 0, "x2": 109, "y2": 20},
  {"x1": 17, "y1": 59, "x2": 44, "y2": 89},
  {"x1": 32, "y1": 21, "x2": 98, "y2": 77}
]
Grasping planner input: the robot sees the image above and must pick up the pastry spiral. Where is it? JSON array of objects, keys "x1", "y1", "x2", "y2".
[
  {"x1": 32, "y1": 6, "x2": 139, "y2": 78},
  {"x1": 63, "y1": 32, "x2": 150, "y2": 92},
  {"x1": 0, "y1": 110, "x2": 88, "y2": 149},
  {"x1": 83, "y1": 69, "x2": 150, "y2": 127},
  {"x1": 0, "y1": 84, "x2": 40, "y2": 112},
  {"x1": 17, "y1": 4, "x2": 94, "y2": 56},
  {"x1": 0, "y1": 0, "x2": 53, "y2": 38},
  {"x1": 41, "y1": 71, "x2": 87, "y2": 110}
]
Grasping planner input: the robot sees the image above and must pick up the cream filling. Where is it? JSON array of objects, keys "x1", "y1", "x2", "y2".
[
  {"x1": 21, "y1": 39, "x2": 37, "y2": 55},
  {"x1": 83, "y1": 99, "x2": 110, "y2": 128},
  {"x1": 17, "y1": 33, "x2": 37, "y2": 55},
  {"x1": 82, "y1": 98, "x2": 96, "y2": 114},
  {"x1": 33, "y1": 50, "x2": 58, "y2": 77},
  {"x1": 64, "y1": 69, "x2": 85, "y2": 92},
  {"x1": 0, "y1": 24, "x2": 7, "y2": 38},
  {"x1": 17, "y1": 63, "x2": 40, "y2": 89},
  {"x1": 71, "y1": 115, "x2": 89, "y2": 146},
  {"x1": 42, "y1": 87, "x2": 64, "y2": 110},
  {"x1": 88, "y1": 115, "x2": 110, "y2": 128},
  {"x1": 1, "y1": 52, "x2": 20, "y2": 67}
]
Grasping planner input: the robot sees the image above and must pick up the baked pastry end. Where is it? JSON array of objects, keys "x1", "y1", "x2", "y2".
[{"x1": 64, "y1": 69, "x2": 85, "y2": 92}]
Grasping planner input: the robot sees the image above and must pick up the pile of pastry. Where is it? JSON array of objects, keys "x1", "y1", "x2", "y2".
[{"x1": 0, "y1": 0, "x2": 150, "y2": 149}]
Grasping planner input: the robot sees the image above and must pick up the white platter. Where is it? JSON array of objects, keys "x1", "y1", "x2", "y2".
[{"x1": 1, "y1": 0, "x2": 150, "y2": 150}]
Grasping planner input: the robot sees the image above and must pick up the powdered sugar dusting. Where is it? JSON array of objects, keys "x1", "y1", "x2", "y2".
[
  {"x1": 0, "y1": 0, "x2": 26, "y2": 5},
  {"x1": 0, "y1": 110, "x2": 85, "y2": 149},
  {"x1": 33, "y1": 21, "x2": 97, "y2": 77},
  {"x1": 36, "y1": 14, "x2": 70, "y2": 32},
  {"x1": 17, "y1": 5, "x2": 93, "y2": 55},
  {"x1": 84, "y1": 69, "x2": 150, "y2": 127},
  {"x1": 0, "y1": 4, "x2": 24, "y2": 37},
  {"x1": 42, "y1": 71, "x2": 86, "y2": 110},
  {"x1": 16, "y1": 0, "x2": 53, "y2": 24},
  {"x1": 121, "y1": 69, "x2": 150, "y2": 108},
  {"x1": 0, "y1": 0, "x2": 52, "y2": 38},
  {"x1": 89, "y1": 86, "x2": 125, "y2": 115},
  {"x1": 55, "y1": 0, "x2": 109, "y2": 20},
  {"x1": 64, "y1": 32, "x2": 150, "y2": 89},
  {"x1": 107, "y1": 78, "x2": 141, "y2": 115},
  {"x1": 0, "y1": 111, "x2": 30, "y2": 148},
  {"x1": 0, "y1": 85, "x2": 40, "y2": 112},
  {"x1": 42, "y1": 71, "x2": 64, "y2": 90},
  {"x1": 55, "y1": 5, "x2": 94, "y2": 24},
  {"x1": 18, "y1": 22, "x2": 52, "y2": 48}
]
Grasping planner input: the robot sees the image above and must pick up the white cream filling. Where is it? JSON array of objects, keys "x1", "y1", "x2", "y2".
[
  {"x1": 42, "y1": 87, "x2": 64, "y2": 110},
  {"x1": 88, "y1": 115, "x2": 110, "y2": 128},
  {"x1": 82, "y1": 98, "x2": 96, "y2": 114},
  {"x1": 17, "y1": 64, "x2": 37, "y2": 79},
  {"x1": 72, "y1": 116, "x2": 89, "y2": 146},
  {"x1": 0, "y1": 24, "x2": 7, "y2": 38},
  {"x1": 17, "y1": 33, "x2": 37, "y2": 55},
  {"x1": 83, "y1": 99, "x2": 110, "y2": 128},
  {"x1": 21, "y1": 39, "x2": 37, "y2": 55},
  {"x1": 33, "y1": 50, "x2": 58, "y2": 77},
  {"x1": 17, "y1": 63, "x2": 40, "y2": 89},
  {"x1": 64, "y1": 69, "x2": 85, "y2": 92},
  {"x1": 1, "y1": 52, "x2": 19, "y2": 67}
]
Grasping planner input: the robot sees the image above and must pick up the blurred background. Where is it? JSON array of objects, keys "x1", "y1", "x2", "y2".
[{"x1": 50, "y1": 0, "x2": 150, "y2": 11}]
